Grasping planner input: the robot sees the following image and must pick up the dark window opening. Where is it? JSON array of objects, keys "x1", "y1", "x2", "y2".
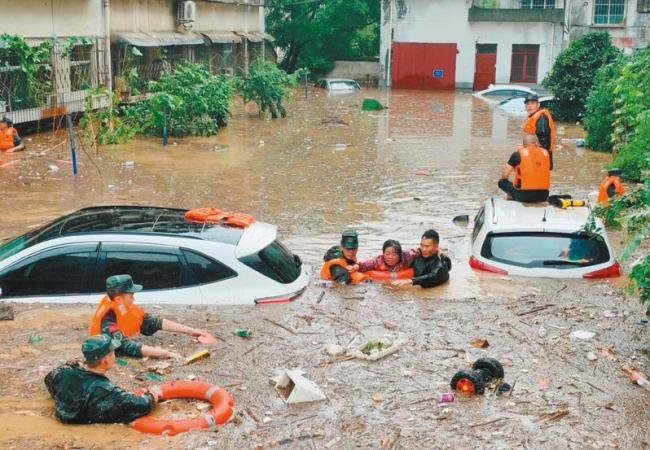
[
  {"x1": 182, "y1": 249, "x2": 237, "y2": 285},
  {"x1": 239, "y1": 240, "x2": 301, "y2": 284},
  {"x1": 510, "y1": 44, "x2": 539, "y2": 83}
]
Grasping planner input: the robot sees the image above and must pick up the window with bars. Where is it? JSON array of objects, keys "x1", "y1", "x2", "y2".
[
  {"x1": 522, "y1": 0, "x2": 556, "y2": 9},
  {"x1": 639, "y1": 0, "x2": 650, "y2": 13},
  {"x1": 594, "y1": 0, "x2": 625, "y2": 24}
]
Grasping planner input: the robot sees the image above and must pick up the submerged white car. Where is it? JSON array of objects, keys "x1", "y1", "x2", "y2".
[
  {"x1": 469, "y1": 198, "x2": 622, "y2": 279},
  {"x1": 496, "y1": 95, "x2": 554, "y2": 116},
  {"x1": 473, "y1": 84, "x2": 537, "y2": 104},
  {"x1": 0, "y1": 206, "x2": 308, "y2": 305},
  {"x1": 316, "y1": 78, "x2": 361, "y2": 94}
]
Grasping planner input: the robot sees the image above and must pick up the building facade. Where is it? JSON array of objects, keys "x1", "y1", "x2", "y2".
[
  {"x1": 0, "y1": 0, "x2": 272, "y2": 124},
  {"x1": 567, "y1": 0, "x2": 648, "y2": 51},
  {"x1": 380, "y1": 0, "x2": 649, "y2": 90}
]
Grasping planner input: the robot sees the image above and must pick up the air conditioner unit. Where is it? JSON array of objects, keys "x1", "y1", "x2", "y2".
[{"x1": 177, "y1": 1, "x2": 196, "y2": 23}]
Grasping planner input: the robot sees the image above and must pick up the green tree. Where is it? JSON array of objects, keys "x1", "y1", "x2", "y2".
[
  {"x1": 267, "y1": 0, "x2": 380, "y2": 75},
  {"x1": 126, "y1": 63, "x2": 233, "y2": 137},
  {"x1": 583, "y1": 59, "x2": 623, "y2": 152},
  {"x1": 236, "y1": 61, "x2": 296, "y2": 118},
  {"x1": 543, "y1": 32, "x2": 620, "y2": 121}
]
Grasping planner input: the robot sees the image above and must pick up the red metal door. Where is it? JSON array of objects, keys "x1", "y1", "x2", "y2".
[
  {"x1": 473, "y1": 44, "x2": 497, "y2": 91},
  {"x1": 391, "y1": 43, "x2": 457, "y2": 90}
]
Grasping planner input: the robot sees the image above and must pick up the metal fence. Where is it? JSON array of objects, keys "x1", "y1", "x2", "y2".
[{"x1": 0, "y1": 38, "x2": 109, "y2": 125}]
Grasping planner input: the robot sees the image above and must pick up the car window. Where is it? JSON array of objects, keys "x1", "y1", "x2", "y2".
[
  {"x1": 481, "y1": 232, "x2": 610, "y2": 268},
  {"x1": 0, "y1": 223, "x2": 64, "y2": 263},
  {"x1": 100, "y1": 245, "x2": 183, "y2": 290},
  {"x1": 239, "y1": 240, "x2": 301, "y2": 284},
  {"x1": 182, "y1": 249, "x2": 237, "y2": 285},
  {"x1": 472, "y1": 207, "x2": 485, "y2": 243},
  {"x1": 329, "y1": 81, "x2": 358, "y2": 91},
  {"x1": 0, "y1": 244, "x2": 96, "y2": 296}
]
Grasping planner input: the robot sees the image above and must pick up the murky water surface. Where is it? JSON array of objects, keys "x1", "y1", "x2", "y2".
[{"x1": 0, "y1": 88, "x2": 613, "y2": 298}]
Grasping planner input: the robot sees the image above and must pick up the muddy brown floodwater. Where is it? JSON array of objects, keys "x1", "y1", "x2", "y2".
[{"x1": 0, "y1": 89, "x2": 647, "y2": 449}]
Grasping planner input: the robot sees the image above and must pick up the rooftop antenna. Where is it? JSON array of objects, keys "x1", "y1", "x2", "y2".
[{"x1": 542, "y1": 208, "x2": 547, "y2": 222}]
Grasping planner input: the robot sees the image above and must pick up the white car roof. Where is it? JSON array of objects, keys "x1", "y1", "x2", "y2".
[
  {"x1": 486, "y1": 84, "x2": 535, "y2": 92},
  {"x1": 485, "y1": 197, "x2": 599, "y2": 234}
]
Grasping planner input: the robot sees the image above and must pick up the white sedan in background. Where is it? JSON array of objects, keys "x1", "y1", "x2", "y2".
[
  {"x1": 496, "y1": 95, "x2": 555, "y2": 116},
  {"x1": 472, "y1": 84, "x2": 537, "y2": 104}
]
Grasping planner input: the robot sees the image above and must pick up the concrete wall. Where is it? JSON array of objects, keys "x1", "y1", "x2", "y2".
[
  {"x1": 2, "y1": 0, "x2": 103, "y2": 38},
  {"x1": 111, "y1": 0, "x2": 177, "y2": 32},
  {"x1": 111, "y1": 0, "x2": 264, "y2": 33},
  {"x1": 327, "y1": 60, "x2": 380, "y2": 83},
  {"x1": 195, "y1": 3, "x2": 264, "y2": 32},
  {"x1": 567, "y1": 0, "x2": 648, "y2": 51},
  {"x1": 381, "y1": 0, "x2": 563, "y2": 89}
]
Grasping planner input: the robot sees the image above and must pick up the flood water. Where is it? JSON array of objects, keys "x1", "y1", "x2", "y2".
[{"x1": 0, "y1": 88, "x2": 614, "y2": 298}]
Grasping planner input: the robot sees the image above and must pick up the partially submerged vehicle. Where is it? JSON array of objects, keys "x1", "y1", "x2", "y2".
[
  {"x1": 316, "y1": 78, "x2": 362, "y2": 94},
  {"x1": 469, "y1": 198, "x2": 622, "y2": 279},
  {"x1": 496, "y1": 95, "x2": 554, "y2": 116},
  {"x1": 0, "y1": 206, "x2": 308, "y2": 305},
  {"x1": 472, "y1": 84, "x2": 537, "y2": 105}
]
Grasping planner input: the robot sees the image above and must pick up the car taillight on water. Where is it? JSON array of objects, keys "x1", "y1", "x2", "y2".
[
  {"x1": 469, "y1": 256, "x2": 508, "y2": 275},
  {"x1": 254, "y1": 289, "x2": 305, "y2": 305},
  {"x1": 583, "y1": 262, "x2": 622, "y2": 279}
]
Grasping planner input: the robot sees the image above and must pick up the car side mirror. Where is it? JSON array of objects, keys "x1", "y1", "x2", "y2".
[{"x1": 0, "y1": 287, "x2": 3, "y2": 297}]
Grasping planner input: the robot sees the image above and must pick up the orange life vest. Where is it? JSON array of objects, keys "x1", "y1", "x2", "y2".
[
  {"x1": 366, "y1": 269, "x2": 414, "y2": 282},
  {"x1": 320, "y1": 258, "x2": 368, "y2": 284},
  {"x1": 0, "y1": 127, "x2": 17, "y2": 151},
  {"x1": 513, "y1": 146, "x2": 551, "y2": 191},
  {"x1": 598, "y1": 175, "x2": 625, "y2": 204},
  {"x1": 89, "y1": 295, "x2": 146, "y2": 338},
  {"x1": 523, "y1": 108, "x2": 556, "y2": 152}
]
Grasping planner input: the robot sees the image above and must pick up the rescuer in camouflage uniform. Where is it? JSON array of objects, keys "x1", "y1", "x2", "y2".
[{"x1": 44, "y1": 334, "x2": 160, "y2": 424}]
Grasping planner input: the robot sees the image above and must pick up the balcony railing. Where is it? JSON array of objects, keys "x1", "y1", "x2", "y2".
[{"x1": 469, "y1": 0, "x2": 565, "y2": 23}]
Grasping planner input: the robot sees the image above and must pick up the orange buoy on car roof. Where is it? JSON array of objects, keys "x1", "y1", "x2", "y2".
[
  {"x1": 132, "y1": 381, "x2": 234, "y2": 436},
  {"x1": 185, "y1": 208, "x2": 255, "y2": 228}
]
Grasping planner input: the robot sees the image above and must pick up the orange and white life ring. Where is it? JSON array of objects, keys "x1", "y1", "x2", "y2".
[
  {"x1": 365, "y1": 268, "x2": 414, "y2": 282},
  {"x1": 185, "y1": 208, "x2": 255, "y2": 228},
  {"x1": 132, "y1": 381, "x2": 234, "y2": 436}
]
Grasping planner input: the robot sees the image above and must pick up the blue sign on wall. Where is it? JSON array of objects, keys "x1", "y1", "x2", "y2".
[{"x1": 433, "y1": 69, "x2": 444, "y2": 78}]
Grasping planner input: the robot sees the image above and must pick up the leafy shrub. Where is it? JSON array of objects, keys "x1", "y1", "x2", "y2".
[
  {"x1": 79, "y1": 87, "x2": 140, "y2": 147},
  {"x1": 611, "y1": 110, "x2": 650, "y2": 183},
  {"x1": 593, "y1": 181, "x2": 650, "y2": 307},
  {"x1": 128, "y1": 63, "x2": 233, "y2": 138},
  {"x1": 611, "y1": 47, "x2": 650, "y2": 151},
  {"x1": 236, "y1": 61, "x2": 296, "y2": 118},
  {"x1": 583, "y1": 60, "x2": 623, "y2": 152},
  {"x1": 543, "y1": 32, "x2": 620, "y2": 121}
]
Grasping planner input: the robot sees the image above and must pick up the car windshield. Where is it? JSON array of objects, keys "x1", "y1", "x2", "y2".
[
  {"x1": 239, "y1": 240, "x2": 302, "y2": 284},
  {"x1": 330, "y1": 81, "x2": 358, "y2": 91},
  {"x1": 482, "y1": 232, "x2": 610, "y2": 268}
]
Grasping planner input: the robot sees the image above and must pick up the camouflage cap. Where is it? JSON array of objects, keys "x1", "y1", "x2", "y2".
[
  {"x1": 106, "y1": 274, "x2": 143, "y2": 296},
  {"x1": 524, "y1": 93, "x2": 540, "y2": 103},
  {"x1": 340, "y1": 229, "x2": 358, "y2": 250},
  {"x1": 82, "y1": 334, "x2": 120, "y2": 362}
]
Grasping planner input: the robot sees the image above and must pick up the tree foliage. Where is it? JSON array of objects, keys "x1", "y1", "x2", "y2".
[
  {"x1": 235, "y1": 60, "x2": 296, "y2": 118},
  {"x1": 582, "y1": 60, "x2": 623, "y2": 152},
  {"x1": 267, "y1": 0, "x2": 380, "y2": 75},
  {"x1": 543, "y1": 32, "x2": 620, "y2": 121},
  {"x1": 592, "y1": 181, "x2": 650, "y2": 308},
  {"x1": 126, "y1": 64, "x2": 233, "y2": 137}
]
